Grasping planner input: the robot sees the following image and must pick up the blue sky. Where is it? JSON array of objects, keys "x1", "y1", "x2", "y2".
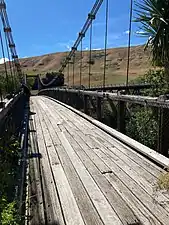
[{"x1": 5, "y1": 0, "x2": 147, "y2": 58}]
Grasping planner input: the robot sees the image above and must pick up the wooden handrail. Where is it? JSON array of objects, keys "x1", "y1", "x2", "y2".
[{"x1": 39, "y1": 88, "x2": 169, "y2": 109}]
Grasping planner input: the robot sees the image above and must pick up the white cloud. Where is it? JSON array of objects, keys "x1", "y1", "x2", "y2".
[
  {"x1": 136, "y1": 30, "x2": 145, "y2": 34},
  {"x1": 0, "y1": 58, "x2": 9, "y2": 64},
  {"x1": 57, "y1": 41, "x2": 74, "y2": 51},
  {"x1": 66, "y1": 45, "x2": 71, "y2": 51},
  {"x1": 124, "y1": 30, "x2": 130, "y2": 34},
  {"x1": 93, "y1": 48, "x2": 101, "y2": 50}
]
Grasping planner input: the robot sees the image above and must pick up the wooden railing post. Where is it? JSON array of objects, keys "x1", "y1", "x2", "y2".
[
  {"x1": 75, "y1": 93, "x2": 80, "y2": 110},
  {"x1": 117, "y1": 101, "x2": 125, "y2": 134},
  {"x1": 71, "y1": 93, "x2": 74, "y2": 107},
  {"x1": 157, "y1": 108, "x2": 169, "y2": 157},
  {"x1": 84, "y1": 95, "x2": 89, "y2": 114},
  {"x1": 96, "y1": 97, "x2": 102, "y2": 121}
]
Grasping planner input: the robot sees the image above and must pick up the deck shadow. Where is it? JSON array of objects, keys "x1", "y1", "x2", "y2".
[{"x1": 28, "y1": 152, "x2": 42, "y2": 159}]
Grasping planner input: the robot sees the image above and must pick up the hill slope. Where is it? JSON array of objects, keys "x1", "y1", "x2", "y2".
[{"x1": 20, "y1": 45, "x2": 152, "y2": 86}]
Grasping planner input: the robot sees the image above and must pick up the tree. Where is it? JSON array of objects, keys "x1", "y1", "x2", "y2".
[{"x1": 135, "y1": 0, "x2": 169, "y2": 79}]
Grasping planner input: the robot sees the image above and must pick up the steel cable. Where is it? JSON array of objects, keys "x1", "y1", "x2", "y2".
[
  {"x1": 0, "y1": 29, "x2": 9, "y2": 93},
  {"x1": 72, "y1": 53, "x2": 75, "y2": 87},
  {"x1": 88, "y1": 21, "x2": 93, "y2": 88},
  {"x1": 126, "y1": 0, "x2": 133, "y2": 87},
  {"x1": 67, "y1": 61, "x2": 70, "y2": 86},
  {"x1": 103, "y1": 0, "x2": 109, "y2": 88},
  {"x1": 59, "y1": 0, "x2": 103, "y2": 73},
  {"x1": 37, "y1": 0, "x2": 103, "y2": 88},
  {"x1": 80, "y1": 40, "x2": 83, "y2": 86},
  {"x1": 4, "y1": 31, "x2": 15, "y2": 91}
]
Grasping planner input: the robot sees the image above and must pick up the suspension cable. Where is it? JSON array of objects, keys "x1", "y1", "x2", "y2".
[
  {"x1": 67, "y1": 61, "x2": 70, "y2": 86},
  {"x1": 126, "y1": 0, "x2": 133, "y2": 86},
  {"x1": 72, "y1": 53, "x2": 75, "y2": 87},
  {"x1": 88, "y1": 21, "x2": 93, "y2": 89},
  {"x1": 0, "y1": 29, "x2": 9, "y2": 93},
  {"x1": 11, "y1": 59, "x2": 17, "y2": 90},
  {"x1": 103, "y1": 0, "x2": 109, "y2": 88},
  {"x1": 59, "y1": 0, "x2": 102, "y2": 73},
  {"x1": 4, "y1": 31, "x2": 14, "y2": 92},
  {"x1": 80, "y1": 40, "x2": 83, "y2": 86}
]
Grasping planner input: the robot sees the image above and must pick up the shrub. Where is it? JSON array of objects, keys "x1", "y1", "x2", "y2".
[
  {"x1": 0, "y1": 137, "x2": 21, "y2": 224},
  {"x1": 1, "y1": 200, "x2": 19, "y2": 225},
  {"x1": 133, "y1": 69, "x2": 169, "y2": 96},
  {"x1": 126, "y1": 107, "x2": 158, "y2": 149}
]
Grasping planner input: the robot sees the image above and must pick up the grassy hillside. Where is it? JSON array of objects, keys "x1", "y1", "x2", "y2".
[{"x1": 1, "y1": 45, "x2": 153, "y2": 86}]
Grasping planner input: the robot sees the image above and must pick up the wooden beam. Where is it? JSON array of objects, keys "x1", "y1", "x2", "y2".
[
  {"x1": 158, "y1": 108, "x2": 169, "y2": 157},
  {"x1": 84, "y1": 95, "x2": 89, "y2": 114},
  {"x1": 117, "y1": 101, "x2": 125, "y2": 134},
  {"x1": 96, "y1": 97, "x2": 102, "y2": 121},
  {"x1": 39, "y1": 88, "x2": 169, "y2": 109}
]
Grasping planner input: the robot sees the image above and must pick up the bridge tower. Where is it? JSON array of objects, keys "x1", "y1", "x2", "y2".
[{"x1": 0, "y1": 0, "x2": 23, "y2": 83}]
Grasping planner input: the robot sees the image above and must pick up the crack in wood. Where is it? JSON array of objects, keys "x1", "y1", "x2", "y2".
[{"x1": 101, "y1": 170, "x2": 113, "y2": 174}]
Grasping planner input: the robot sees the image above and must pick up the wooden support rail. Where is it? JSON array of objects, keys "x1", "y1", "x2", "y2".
[{"x1": 85, "y1": 83, "x2": 153, "y2": 91}]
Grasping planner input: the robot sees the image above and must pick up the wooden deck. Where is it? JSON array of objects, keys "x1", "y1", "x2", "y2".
[{"x1": 27, "y1": 96, "x2": 169, "y2": 225}]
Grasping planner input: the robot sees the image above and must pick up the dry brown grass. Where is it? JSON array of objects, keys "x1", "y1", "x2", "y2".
[
  {"x1": 158, "y1": 171, "x2": 169, "y2": 191},
  {"x1": 0, "y1": 45, "x2": 153, "y2": 86}
]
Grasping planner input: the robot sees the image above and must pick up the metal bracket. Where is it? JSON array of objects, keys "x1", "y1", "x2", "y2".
[
  {"x1": 0, "y1": 3, "x2": 6, "y2": 9},
  {"x1": 71, "y1": 47, "x2": 77, "y2": 51},
  {"x1": 9, "y1": 43, "x2": 15, "y2": 48},
  {"x1": 79, "y1": 32, "x2": 85, "y2": 38},
  {"x1": 12, "y1": 55, "x2": 18, "y2": 59},
  {"x1": 88, "y1": 13, "x2": 96, "y2": 20},
  {"x1": 4, "y1": 27, "x2": 11, "y2": 32}
]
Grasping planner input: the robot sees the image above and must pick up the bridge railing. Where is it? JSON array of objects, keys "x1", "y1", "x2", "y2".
[
  {"x1": 39, "y1": 88, "x2": 169, "y2": 158},
  {"x1": 68, "y1": 83, "x2": 153, "y2": 94},
  {"x1": 0, "y1": 92, "x2": 25, "y2": 137},
  {"x1": 0, "y1": 92, "x2": 29, "y2": 220}
]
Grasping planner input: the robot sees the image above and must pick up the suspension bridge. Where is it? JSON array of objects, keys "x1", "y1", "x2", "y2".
[{"x1": 1, "y1": 0, "x2": 169, "y2": 225}]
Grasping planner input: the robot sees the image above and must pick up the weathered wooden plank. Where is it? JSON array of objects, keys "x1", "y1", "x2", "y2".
[
  {"x1": 38, "y1": 98, "x2": 140, "y2": 225},
  {"x1": 91, "y1": 132, "x2": 164, "y2": 178},
  {"x1": 46, "y1": 97, "x2": 164, "y2": 179},
  {"x1": 45, "y1": 96, "x2": 169, "y2": 168},
  {"x1": 52, "y1": 98, "x2": 169, "y2": 201},
  {"x1": 59, "y1": 113, "x2": 169, "y2": 211},
  {"x1": 28, "y1": 102, "x2": 46, "y2": 225},
  {"x1": 28, "y1": 119, "x2": 45, "y2": 225},
  {"x1": 37, "y1": 98, "x2": 124, "y2": 225},
  {"x1": 32, "y1": 96, "x2": 169, "y2": 225},
  {"x1": 42, "y1": 97, "x2": 165, "y2": 194},
  {"x1": 41, "y1": 98, "x2": 169, "y2": 223},
  {"x1": 38, "y1": 106, "x2": 105, "y2": 225},
  {"x1": 90, "y1": 146, "x2": 169, "y2": 224},
  {"x1": 45, "y1": 95, "x2": 167, "y2": 177},
  {"x1": 53, "y1": 109, "x2": 169, "y2": 221},
  {"x1": 32, "y1": 101, "x2": 65, "y2": 225},
  {"x1": 51, "y1": 99, "x2": 169, "y2": 209},
  {"x1": 61, "y1": 127, "x2": 140, "y2": 225},
  {"x1": 105, "y1": 173, "x2": 162, "y2": 225},
  {"x1": 35, "y1": 102, "x2": 85, "y2": 225},
  {"x1": 41, "y1": 99, "x2": 110, "y2": 173},
  {"x1": 59, "y1": 133, "x2": 123, "y2": 225}
]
